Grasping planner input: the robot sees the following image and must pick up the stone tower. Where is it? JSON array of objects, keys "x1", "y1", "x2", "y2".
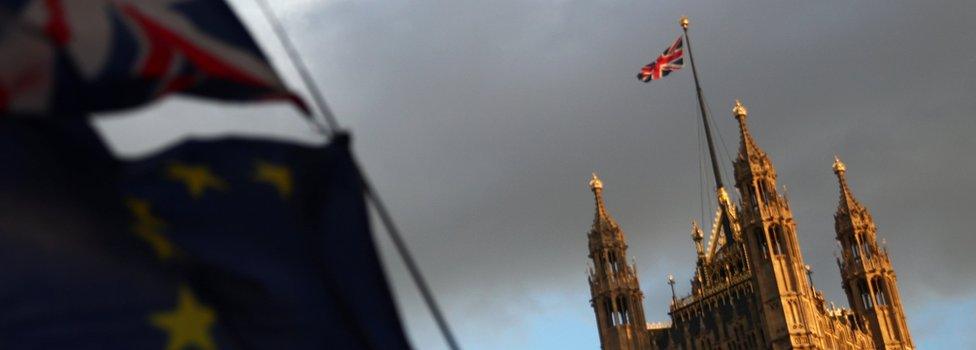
[
  {"x1": 833, "y1": 157, "x2": 914, "y2": 350},
  {"x1": 582, "y1": 100, "x2": 909, "y2": 350},
  {"x1": 586, "y1": 173, "x2": 650, "y2": 350},
  {"x1": 731, "y1": 101, "x2": 824, "y2": 349}
]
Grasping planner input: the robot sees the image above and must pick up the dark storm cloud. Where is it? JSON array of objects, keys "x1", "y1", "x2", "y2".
[{"x1": 96, "y1": 0, "x2": 976, "y2": 348}]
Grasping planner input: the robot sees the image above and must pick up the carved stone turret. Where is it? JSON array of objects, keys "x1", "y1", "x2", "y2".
[
  {"x1": 834, "y1": 157, "x2": 915, "y2": 350},
  {"x1": 586, "y1": 174, "x2": 649, "y2": 350},
  {"x1": 732, "y1": 100, "x2": 826, "y2": 349}
]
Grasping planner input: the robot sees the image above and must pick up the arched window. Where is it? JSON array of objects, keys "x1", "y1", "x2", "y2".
[
  {"x1": 850, "y1": 239, "x2": 861, "y2": 262},
  {"x1": 604, "y1": 299, "x2": 614, "y2": 326},
  {"x1": 618, "y1": 296, "x2": 630, "y2": 325},
  {"x1": 861, "y1": 239, "x2": 873, "y2": 258},
  {"x1": 858, "y1": 280, "x2": 873, "y2": 309},
  {"x1": 872, "y1": 278, "x2": 888, "y2": 306},
  {"x1": 790, "y1": 301, "x2": 801, "y2": 324},
  {"x1": 607, "y1": 251, "x2": 618, "y2": 274},
  {"x1": 770, "y1": 226, "x2": 788, "y2": 256},
  {"x1": 755, "y1": 228, "x2": 769, "y2": 260},
  {"x1": 757, "y1": 180, "x2": 771, "y2": 205},
  {"x1": 608, "y1": 251, "x2": 624, "y2": 275},
  {"x1": 613, "y1": 300, "x2": 621, "y2": 325}
]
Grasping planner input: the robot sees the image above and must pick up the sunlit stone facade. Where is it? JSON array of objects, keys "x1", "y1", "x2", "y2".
[{"x1": 585, "y1": 103, "x2": 913, "y2": 350}]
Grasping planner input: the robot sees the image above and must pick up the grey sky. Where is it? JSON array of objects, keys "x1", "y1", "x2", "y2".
[{"x1": 95, "y1": 0, "x2": 976, "y2": 348}]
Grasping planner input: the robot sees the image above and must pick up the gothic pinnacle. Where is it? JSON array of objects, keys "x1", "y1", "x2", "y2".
[
  {"x1": 589, "y1": 172, "x2": 603, "y2": 191},
  {"x1": 732, "y1": 99, "x2": 748, "y2": 119},
  {"x1": 833, "y1": 155, "x2": 862, "y2": 215},
  {"x1": 833, "y1": 155, "x2": 851, "y2": 197},
  {"x1": 692, "y1": 221, "x2": 705, "y2": 258},
  {"x1": 733, "y1": 99, "x2": 764, "y2": 163},
  {"x1": 691, "y1": 221, "x2": 703, "y2": 242},
  {"x1": 588, "y1": 172, "x2": 618, "y2": 233},
  {"x1": 833, "y1": 155, "x2": 847, "y2": 174}
]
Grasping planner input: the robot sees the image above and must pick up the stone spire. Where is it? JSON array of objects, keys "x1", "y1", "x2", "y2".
[
  {"x1": 590, "y1": 173, "x2": 620, "y2": 235},
  {"x1": 732, "y1": 99, "x2": 781, "y2": 218},
  {"x1": 833, "y1": 156, "x2": 863, "y2": 216},
  {"x1": 733, "y1": 99, "x2": 765, "y2": 163}
]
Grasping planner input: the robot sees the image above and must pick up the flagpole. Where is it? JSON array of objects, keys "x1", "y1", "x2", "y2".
[
  {"x1": 680, "y1": 16, "x2": 735, "y2": 242},
  {"x1": 253, "y1": 2, "x2": 462, "y2": 349},
  {"x1": 253, "y1": 0, "x2": 338, "y2": 135}
]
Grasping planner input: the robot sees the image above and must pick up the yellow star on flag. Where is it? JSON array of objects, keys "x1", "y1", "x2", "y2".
[
  {"x1": 150, "y1": 285, "x2": 218, "y2": 350},
  {"x1": 253, "y1": 160, "x2": 293, "y2": 199},
  {"x1": 126, "y1": 198, "x2": 175, "y2": 260},
  {"x1": 166, "y1": 163, "x2": 228, "y2": 198}
]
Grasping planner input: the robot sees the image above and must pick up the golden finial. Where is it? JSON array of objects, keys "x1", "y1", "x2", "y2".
[
  {"x1": 732, "y1": 99, "x2": 748, "y2": 118},
  {"x1": 717, "y1": 187, "x2": 732, "y2": 205},
  {"x1": 589, "y1": 172, "x2": 603, "y2": 190},
  {"x1": 691, "y1": 221, "x2": 703, "y2": 241},
  {"x1": 680, "y1": 16, "x2": 690, "y2": 29},
  {"x1": 832, "y1": 155, "x2": 847, "y2": 174}
]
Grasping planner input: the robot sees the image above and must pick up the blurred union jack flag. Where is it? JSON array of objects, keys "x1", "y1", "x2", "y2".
[
  {"x1": 637, "y1": 35, "x2": 684, "y2": 82},
  {"x1": 0, "y1": 0, "x2": 306, "y2": 116}
]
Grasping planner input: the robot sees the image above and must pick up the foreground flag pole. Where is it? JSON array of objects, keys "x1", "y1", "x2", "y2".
[
  {"x1": 253, "y1": 0, "x2": 338, "y2": 135},
  {"x1": 680, "y1": 16, "x2": 736, "y2": 242},
  {"x1": 253, "y1": 1, "x2": 463, "y2": 349}
]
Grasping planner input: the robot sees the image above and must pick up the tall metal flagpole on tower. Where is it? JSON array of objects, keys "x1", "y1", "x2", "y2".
[
  {"x1": 680, "y1": 16, "x2": 736, "y2": 243},
  {"x1": 253, "y1": 1, "x2": 462, "y2": 349}
]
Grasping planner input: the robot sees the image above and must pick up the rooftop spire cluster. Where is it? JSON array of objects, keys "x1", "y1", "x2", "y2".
[{"x1": 585, "y1": 97, "x2": 912, "y2": 350}]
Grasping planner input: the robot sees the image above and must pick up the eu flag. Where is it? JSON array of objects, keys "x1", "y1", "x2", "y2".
[{"x1": 0, "y1": 120, "x2": 411, "y2": 349}]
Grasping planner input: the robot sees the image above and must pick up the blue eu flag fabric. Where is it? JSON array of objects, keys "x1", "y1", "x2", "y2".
[{"x1": 0, "y1": 120, "x2": 411, "y2": 349}]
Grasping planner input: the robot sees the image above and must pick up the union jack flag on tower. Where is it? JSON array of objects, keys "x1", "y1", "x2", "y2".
[{"x1": 637, "y1": 35, "x2": 684, "y2": 82}]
